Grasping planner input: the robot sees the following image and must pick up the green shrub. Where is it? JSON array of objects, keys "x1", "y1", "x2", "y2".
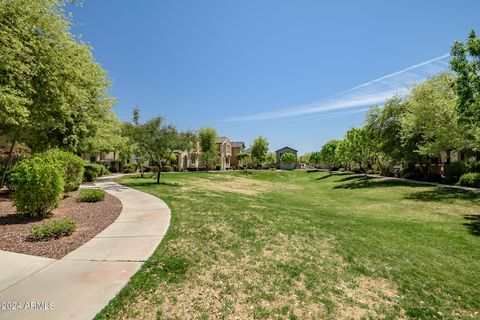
[
  {"x1": 10, "y1": 157, "x2": 64, "y2": 217},
  {"x1": 84, "y1": 163, "x2": 108, "y2": 176},
  {"x1": 162, "y1": 165, "x2": 173, "y2": 172},
  {"x1": 30, "y1": 218, "x2": 76, "y2": 241},
  {"x1": 459, "y1": 173, "x2": 480, "y2": 188},
  {"x1": 108, "y1": 166, "x2": 118, "y2": 173},
  {"x1": 83, "y1": 167, "x2": 98, "y2": 182},
  {"x1": 78, "y1": 188, "x2": 106, "y2": 202},
  {"x1": 41, "y1": 150, "x2": 84, "y2": 192},
  {"x1": 172, "y1": 164, "x2": 178, "y2": 172},
  {"x1": 123, "y1": 164, "x2": 136, "y2": 173},
  {"x1": 465, "y1": 157, "x2": 480, "y2": 173},
  {"x1": 215, "y1": 164, "x2": 221, "y2": 170},
  {"x1": 444, "y1": 161, "x2": 466, "y2": 184}
]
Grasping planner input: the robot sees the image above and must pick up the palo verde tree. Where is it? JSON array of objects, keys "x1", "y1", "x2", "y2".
[
  {"x1": 198, "y1": 127, "x2": 218, "y2": 171},
  {"x1": 250, "y1": 136, "x2": 269, "y2": 167}
]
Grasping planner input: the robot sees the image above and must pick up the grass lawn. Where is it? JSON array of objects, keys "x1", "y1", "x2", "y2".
[{"x1": 96, "y1": 171, "x2": 480, "y2": 319}]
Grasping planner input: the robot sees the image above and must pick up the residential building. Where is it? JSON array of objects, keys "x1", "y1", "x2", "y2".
[
  {"x1": 216, "y1": 136, "x2": 232, "y2": 170},
  {"x1": 230, "y1": 141, "x2": 245, "y2": 168},
  {"x1": 275, "y1": 146, "x2": 298, "y2": 170}
]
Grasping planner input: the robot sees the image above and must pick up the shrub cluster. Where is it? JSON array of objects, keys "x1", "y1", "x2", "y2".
[
  {"x1": 42, "y1": 150, "x2": 84, "y2": 192},
  {"x1": 215, "y1": 164, "x2": 221, "y2": 170},
  {"x1": 459, "y1": 173, "x2": 480, "y2": 188},
  {"x1": 78, "y1": 189, "x2": 106, "y2": 202},
  {"x1": 10, "y1": 157, "x2": 65, "y2": 217},
  {"x1": 30, "y1": 218, "x2": 76, "y2": 241},
  {"x1": 83, "y1": 163, "x2": 109, "y2": 182}
]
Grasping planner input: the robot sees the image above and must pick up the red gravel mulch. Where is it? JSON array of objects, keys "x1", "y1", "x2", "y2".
[{"x1": 0, "y1": 189, "x2": 122, "y2": 259}]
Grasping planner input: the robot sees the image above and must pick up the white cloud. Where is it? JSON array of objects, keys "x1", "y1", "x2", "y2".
[{"x1": 226, "y1": 53, "x2": 450, "y2": 122}]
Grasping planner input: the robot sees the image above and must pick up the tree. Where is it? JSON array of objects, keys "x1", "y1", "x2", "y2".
[
  {"x1": 250, "y1": 136, "x2": 269, "y2": 167},
  {"x1": 400, "y1": 73, "x2": 466, "y2": 166},
  {"x1": 135, "y1": 117, "x2": 194, "y2": 184},
  {"x1": 450, "y1": 29, "x2": 480, "y2": 149},
  {"x1": 318, "y1": 140, "x2": 340, "y2": 174},
  {"x1": 341, "y1": 127, "x2": 375, "y2": 178},
  {"x1": 280, "y1": 153, "x2": 296, "y2": 166},
  {"x1": 237, "y1": 152, "x2": 250, "y2": 170},
  {"x1": 264, "y1": 152, "x2": 276, "y2": 168},
  {"x1": 309, "y1": 151, "x2": 322, "y2": 167},
  {"x1": 298, "y1": 153, "x2": 311, "y2": 164},
  {"x1": 198, "y1": 127, "x2": 218, "y2": 171},
  {"x1": 0, "y1": 0, "x2": 116, "y2": 185}
]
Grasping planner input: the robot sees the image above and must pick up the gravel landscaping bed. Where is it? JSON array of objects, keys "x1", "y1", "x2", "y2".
[{"x1": 0, "y1": 189, "x2": 122, "y2": 259}]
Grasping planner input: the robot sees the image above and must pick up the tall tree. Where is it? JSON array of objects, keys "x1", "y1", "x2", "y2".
[
  {"x1": 198, "y1": 127, "x2": 218, "y2": 171},
  {"x1": 0, "y1": 0, "x2": 116, "y2": 185},
  {"x1": 250, "y1": 136, "x2": 269, "y2": 167},
  {"x1": 450, "y1": 29, "x2": 480, "y2": 149},
  {"x1": 318, "y1": 140, "x2": 340, "y2": 174},
  {"x1": 400, "y1": 73, "x2": 466, "y2": 165},
  {"x1": 342, "y1": 127, "x2": 375, "y2": 178}
]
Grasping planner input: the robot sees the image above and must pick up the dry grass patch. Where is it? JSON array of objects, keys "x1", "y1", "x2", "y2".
[{"x1": 188, "y1": 175, "x2": 300, "y2": 195}]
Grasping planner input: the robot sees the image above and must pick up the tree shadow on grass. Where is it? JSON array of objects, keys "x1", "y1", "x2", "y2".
[
  {"x1": 404, "y1": 188, "x2": 480, "y2": 204},
  {"x1": 315, "y1": 174, "x2": 334, "y2": 181},
  {"x1": 332, "y1": 177, "x2": 415, "y2": 189},
  {"x1": 464, "y1": 215, "x2": 480, "y2": 236}
]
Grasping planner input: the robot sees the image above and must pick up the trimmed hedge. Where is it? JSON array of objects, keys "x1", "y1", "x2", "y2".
[
  {"x1": 459, "y1": 173, "x2": 480, "y2": 188},
  {"x1": 78, "y1": 189, "x2": 106, "y2": 202},
  {"x1": 30, "y1": 218, "x2": 76, "y2": 241},
  {"x1": 42, "y1": 150, "x2": 84, "y2": 192},
  {"x1": 10, "y1": 157, "x2": 64, "y2": 217}
]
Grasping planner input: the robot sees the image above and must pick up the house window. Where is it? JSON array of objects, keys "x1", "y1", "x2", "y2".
[{"x1": 90, "y1": 155, "x2": 96, "y2": 163}]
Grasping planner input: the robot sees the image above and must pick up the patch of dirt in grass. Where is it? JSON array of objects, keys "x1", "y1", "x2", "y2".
[
  {"x1": 188, "y1": 176, "x2": 300, "y2": 195},
  {"x1": 335, "y1": 275, "x2": 402, "y2": 319}
]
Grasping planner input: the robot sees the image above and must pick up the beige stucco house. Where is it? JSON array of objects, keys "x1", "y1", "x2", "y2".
[{"x1": 216, "y1": 137, "x2": 232, "y2": 170}]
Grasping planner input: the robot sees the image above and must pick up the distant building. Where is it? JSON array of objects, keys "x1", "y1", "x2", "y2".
[
  {"x1": 230, "y1": 141, "x2": 245, "y2": 168},
  {"x1": 216, "y1": 136, "x2": 232, "y2": 170},
  {"x1": 275, "y1": 146, "x2": 298, "y2": 170}
]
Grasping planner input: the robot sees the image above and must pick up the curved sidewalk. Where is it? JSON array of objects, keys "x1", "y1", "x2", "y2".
[{"x1": 0, "y1": 175, "x2": 170, "y2": 320}]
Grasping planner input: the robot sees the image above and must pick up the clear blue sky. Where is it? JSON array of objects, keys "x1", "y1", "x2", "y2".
[{"x1": 68, "y1": 0, "x2": 480, "y2": 154}]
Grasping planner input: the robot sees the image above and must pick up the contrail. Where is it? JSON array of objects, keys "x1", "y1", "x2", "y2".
[{"x1": 226, "y1": 53, "x2": 450, "y2": 122}]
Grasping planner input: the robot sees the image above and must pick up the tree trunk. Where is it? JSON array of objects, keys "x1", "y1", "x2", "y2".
[
  {"x1": 1, "y1": 137, "x2": 17, "y2": 188},
  {"x1": 156, "y1": 164, "x2": 162, "y2": 184},
  {"x1": 446, "y1": 150, "x2": 451, "y2": 165},
  {"x1": 140, "y1": 165, "x2": 144, "y2": 178}
]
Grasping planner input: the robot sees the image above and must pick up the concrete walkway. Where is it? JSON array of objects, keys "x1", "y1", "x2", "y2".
[{"x1": 0, "y1": 175, "x2": 170, "y2": 320}]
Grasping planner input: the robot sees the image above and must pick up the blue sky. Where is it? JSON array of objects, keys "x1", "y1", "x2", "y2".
[{"x1": 68, "y1": 1, "x2": 480, "y2": 154}]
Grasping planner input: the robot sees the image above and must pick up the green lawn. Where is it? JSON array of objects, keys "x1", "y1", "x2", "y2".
[{"x1": 96, "y1": 171, "x2": 480, "y2": 319}]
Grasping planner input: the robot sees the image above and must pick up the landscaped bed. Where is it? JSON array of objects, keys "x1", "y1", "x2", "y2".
[{"x1": 0, "y1": 189, "x2": 122, "y2": 259}]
